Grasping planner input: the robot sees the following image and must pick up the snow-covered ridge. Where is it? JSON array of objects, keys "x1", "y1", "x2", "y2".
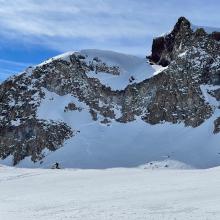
[
  {"x1": 37, "y1": 49, "x2": 165, "y2": 90},
  {"x1": 37, "y1": 51, "x2": 75, "y2": 67},
  {"x1": 81, "y1": 49, "x2": 158, "y2": 90}
]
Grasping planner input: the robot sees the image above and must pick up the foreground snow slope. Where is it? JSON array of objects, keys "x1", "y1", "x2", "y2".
[{"x1": 1, "y1": 166, "x2": 220, "y2": 220}]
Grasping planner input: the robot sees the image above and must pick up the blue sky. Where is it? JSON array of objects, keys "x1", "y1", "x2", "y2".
[{"x1": 0, "y1": 0, "x2": 220, "y2": 81}]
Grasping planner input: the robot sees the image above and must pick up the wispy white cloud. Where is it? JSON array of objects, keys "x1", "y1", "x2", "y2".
[
  {"x1": 0, "y1": 0, "x2": 219, "y2": 55},
  {"x1": 0, "y1": 0, "x2": 155, "y2": 39}
]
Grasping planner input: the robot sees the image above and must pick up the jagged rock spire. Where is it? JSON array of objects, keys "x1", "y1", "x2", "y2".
[
  {"x1": 173, "y1": 17, "x2": 191, "y2": 32},
  {"x1": 147, "y1": 17, "x2": 192, "y2": 66}
]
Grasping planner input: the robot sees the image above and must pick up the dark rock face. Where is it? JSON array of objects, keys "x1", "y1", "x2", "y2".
[
  {"x1": 0, "y1": 70, "x2": 73, "y2": 165},
  {"x1": 147, "y1": 17, "x2": 192, "y2": 66},
  {"x1": 0, "y1": 119, "x2": 73, "y2": 165},
  {"x1": 214, "y1": 117, "x2": 220, "y2": 133},
  {"x1": 209, "y1": 88, "x2": 220, "y2": 101},
  {"x1": 210, "y1": 32, "x2": 220, "y2": 41},
  {"x1": 1, "y1": 17, "x2": 220, "y2": 165},
  {"x1": 147, "y1": 17, "x2": 220, "y2": 68},
  {"x1": 64, "y1": 102, "x2": 82, "y2": 112}
]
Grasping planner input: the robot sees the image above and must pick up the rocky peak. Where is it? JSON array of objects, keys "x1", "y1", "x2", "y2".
[
  {"x1": 147, "y1": 17, "x2": 193, "y2": 66},
  {"x1": 147, "y1": 17, "x2": 220, "y2": 68},
  {"x1": 173, "y1": 16, "x2": 191, "y2": 33}
]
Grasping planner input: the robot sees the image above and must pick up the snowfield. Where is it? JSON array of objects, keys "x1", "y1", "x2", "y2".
[{"x1": 1, "y1": 165, "x2": 220, "y2": 220}]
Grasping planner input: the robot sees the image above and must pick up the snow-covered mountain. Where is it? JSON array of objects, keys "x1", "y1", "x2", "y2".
[{"x1": 1, "y1": 17, "x2": 220, "y2": 169}]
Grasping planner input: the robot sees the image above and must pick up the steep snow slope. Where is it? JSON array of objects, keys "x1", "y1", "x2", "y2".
[
  {"x1": 3, "y1": 85, "x2": 220, "y2": 169},
  {"x1": 1, "y1": 165, "x2": 220, "y2": 220}
]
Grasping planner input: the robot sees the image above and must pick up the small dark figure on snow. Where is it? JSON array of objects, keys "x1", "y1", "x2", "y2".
[
  {"x1": 55, "y1": 162, "x2": 60, "y2": 169},
  {"x1": 52, "y1": 162, "x2": 60, "y2": 169}
]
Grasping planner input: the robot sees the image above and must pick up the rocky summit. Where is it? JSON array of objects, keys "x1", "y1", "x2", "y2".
[{"x1": 1, "y1": 17, "x2": 220, "y2": 168}]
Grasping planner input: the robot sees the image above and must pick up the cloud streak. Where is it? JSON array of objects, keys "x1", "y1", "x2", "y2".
[
  {"x1": 0, "y1": 0, "x2": 156, "y2": 40},
  {"x1": 0, "y1": 0, "x2": 219, "y2": 55}
]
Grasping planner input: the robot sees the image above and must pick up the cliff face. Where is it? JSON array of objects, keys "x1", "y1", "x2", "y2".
[
  {"x1": 147, "y1": 17, "x2": 220, "y2": 68},
  {"x1": 1, "y1": 17, "x2": 220, "y2": 168}
]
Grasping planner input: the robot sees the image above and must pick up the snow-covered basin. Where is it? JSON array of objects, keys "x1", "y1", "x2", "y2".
[{"x1": 1, "y1": 165, "x2": 220, "y2": 220}]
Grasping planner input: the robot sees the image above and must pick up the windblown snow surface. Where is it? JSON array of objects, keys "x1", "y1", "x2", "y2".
[{"x1": 1, "y1": 165, "x2": 220, "y2": 220}]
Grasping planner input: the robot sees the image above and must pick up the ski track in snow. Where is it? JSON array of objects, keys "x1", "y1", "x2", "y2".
[{"x1": 0, "y1": 166, "x2": 220, "y2": 220}]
